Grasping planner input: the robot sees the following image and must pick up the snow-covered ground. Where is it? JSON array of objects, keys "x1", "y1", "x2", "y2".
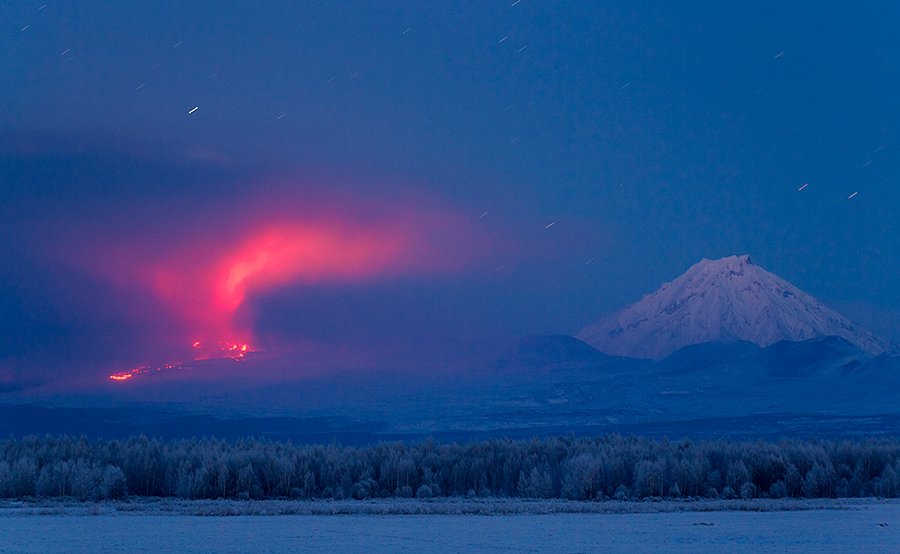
[{"x1": 0, "y1": 499, "x2": 898, "y2": 553}]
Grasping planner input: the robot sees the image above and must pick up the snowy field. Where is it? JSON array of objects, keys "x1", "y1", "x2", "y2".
[{"x1": 0, "y1": 499, "x2": 898, "y2": 553}]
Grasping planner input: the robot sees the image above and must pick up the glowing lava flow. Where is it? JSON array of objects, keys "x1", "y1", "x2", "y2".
[
  {"x1": 108, "y1": 361, "x2": 187, "y2": 381},
  {"x1": 108, "y1": 340, "x2": 253, "y2": 381},
  {"x1": 191, "y1": 339, "x2": 252, "y2": 361}
]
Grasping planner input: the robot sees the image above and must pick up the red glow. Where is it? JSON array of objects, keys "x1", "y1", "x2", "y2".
[
  {"x1": 138, "y1": 207, "x2": 471, "y2": 359},
  {"x1": 80, "y1": 190, "x2": 479, "y2": 382},
  {"x1": 212, "y1": 224, "x2": 416, "y2": 312},
  {"x1": 149, "y1": 220, "x2": 444, "y2": 343}
]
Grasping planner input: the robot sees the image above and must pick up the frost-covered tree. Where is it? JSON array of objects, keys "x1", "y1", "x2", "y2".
[{"x1": 2, "y1": 434, "x2": 900, "y2": 501}]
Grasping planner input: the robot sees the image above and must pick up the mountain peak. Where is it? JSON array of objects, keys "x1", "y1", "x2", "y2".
[
  {"x1": 577, "y1": 256, "x2": 890, "y2": 360},
  {"x1": 696, "y1": 254, "x2": 753, "y2": 265},
  {"x1": 697, "y1": 254, "x2": 752, "y2": 267}
]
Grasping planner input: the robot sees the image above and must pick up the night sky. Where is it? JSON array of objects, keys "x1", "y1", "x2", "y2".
[{"x1": 2, "y1": 1, "x2": 898, "y2": 388}]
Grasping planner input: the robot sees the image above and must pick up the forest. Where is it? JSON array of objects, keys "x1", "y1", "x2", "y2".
[{"x1": 1, "y1": 434, "x2": 900, "y2": 502}]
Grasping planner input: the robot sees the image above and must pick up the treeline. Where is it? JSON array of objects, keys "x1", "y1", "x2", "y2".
[{"x1": 2, "y1": 435, "x2": 900, "y2": 501}]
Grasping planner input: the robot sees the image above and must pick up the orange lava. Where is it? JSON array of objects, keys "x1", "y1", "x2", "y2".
[
  {"x1": 109, "y1": 340, "x2": 254, "y2": 381},
  {"x1": 108, "y1": 373, "x2": 134, "y2": 381}
]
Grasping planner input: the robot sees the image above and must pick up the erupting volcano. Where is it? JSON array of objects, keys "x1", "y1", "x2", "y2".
[{"x1": 96, "y1": 193, "x2": 476, "y2": 382}]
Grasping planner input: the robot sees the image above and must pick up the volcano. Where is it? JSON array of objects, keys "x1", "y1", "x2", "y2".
[{"x1": 577, "y1": 255, "x2": 891, "y2": 360}]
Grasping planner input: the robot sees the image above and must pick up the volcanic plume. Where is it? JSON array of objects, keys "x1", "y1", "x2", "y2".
[{"x1": 51, "y1": 189, "x2": 479, "y2": 381}]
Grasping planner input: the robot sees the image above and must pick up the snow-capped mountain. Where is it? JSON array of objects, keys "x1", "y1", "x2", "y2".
[{"x1": 577, "y1": 255, "x2": 891, "y2": 360}]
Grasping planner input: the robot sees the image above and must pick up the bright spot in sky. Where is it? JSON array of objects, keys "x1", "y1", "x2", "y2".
[{"x1": 188, "y1": 106, "x2": 199, "y2": 114}]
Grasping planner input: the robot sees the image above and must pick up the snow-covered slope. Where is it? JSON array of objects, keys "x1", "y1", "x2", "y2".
[{"x1": 577, "y1": 255, "x2": 890, "y2": 359}]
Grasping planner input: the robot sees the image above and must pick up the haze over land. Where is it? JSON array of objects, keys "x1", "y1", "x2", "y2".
[
  {"x1": 0, "y1": 2, "x2": 898, "y2": 444},
  {"x1": 0, "y1": 255, "x2": 896, "y2": 442}
]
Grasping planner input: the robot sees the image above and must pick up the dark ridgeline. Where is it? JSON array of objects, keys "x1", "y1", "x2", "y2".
[{"x1": 1, "y1": 435, "x2": 899, "y2": 502}]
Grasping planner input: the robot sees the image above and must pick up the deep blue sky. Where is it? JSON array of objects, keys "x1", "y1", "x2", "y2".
[{"x1": 2, "y1": 1, "x2": 898, "y2": 386}]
